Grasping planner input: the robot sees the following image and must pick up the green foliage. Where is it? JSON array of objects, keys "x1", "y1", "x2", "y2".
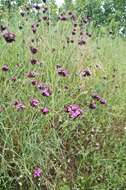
[
  {"x1": 64, "y1": 0, "x2": 73, "y2": 11},
  {"x1": 49, "y1": 0, "x2": 58, "y2": 21},
  {"x1": 75, "y1": 0, "x2": 126, "y2": 34}
]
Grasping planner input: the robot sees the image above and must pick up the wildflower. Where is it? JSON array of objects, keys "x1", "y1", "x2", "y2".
[
  {"x1": 43, "y1": 6, "x2": 48, "y2": 13},
  {"x1": 14, "y1": 100, "x2": 25, "y2": 111},
  {"x1": 0, "y1": 25, "x2": 7, "y2": 32},
  {"x1": 33, "y1": 167, "x2": 42, "y2": 178},
  {"x1": 89, "y1": 101, "x2": 97, "y2": 109},
  {"x1": 61, "y1": 16, "x2": 67, "y2": 21},
  {"x1": 19, "y1": 25, "x2": 23, "y2": 30},
  {"x1": 41, "y1": 86, "x2": 52, "y2": 97},
  {"x1": 67, "y1": 37, "x2": 70, "y2": 43},
  {"x1": 65, "y1": 104, "x2": 83, "y2": 119},
  {"x1": 31, "y1": 39, "x2": 35, "y2": 43},
  {"x1": 31, "y1": 24, "x2": 37, "y2": 34},
  {"x1": 57, "y1": 67, "x2": 69, "y2": 77},
  {"x1": 31, "y1": 80, "x2": 38, "y2": 86},
  {"x1": 37, "y1": 83, "x2": 52, "y2": 97},
  {"x1": 11, "y1": 76, "x2": 17, "y2": 81},
  {"x1": 42, "y1": 16, "x2": 48, "y2": 21},
  {"x1": 27, "y1": 71, "x2": 38, "y2": 78},
  {"x1": 81, "y1": 69, "x2": 91, "y2": 77},
  {"x1": 68, "y1": 11, "x2": 72, "y2": 16},
  {"x1": 2, "y1": 64, "x2": 9, "y2": 72},
  {"x1": 72, "y1": 31, "x2": 76, "y2": 35},
  {"x1": 91, "y1": 93, "x2": 101, "y2": 101},
  {"x1": 71, "y1": 14, "x2": 77, "y2": 21},
  {"x1": 30, "y1": 98, "x2": 39, "y2": 107},
  {"x1": 86, "y1": 32, "x2": 92, "y2": 37},
  {"x1": 74, "y1": 23, "x2": 77, "y2": 27},
  {"x1": 30, "y1": 47, "x2": 38, "y2": 54},
  {"x1": 78, "y1": 39, "x2": 86, "y2": 45},
  {"x1": 70, "y1": 39, "x2": 74, "y2": 43},
  {"x1": 20, "y1": 11, "x2": 25, "y2": 17},
  {"x1": 33, "y1": 4, "x2": 40, "y2": 10},
  {"x1": 31, "y1": 59, "x2": 37, "y2": 65},
  {"x1": 3, "y1": 31, "x2": 16, "y2": 43},
  {"x1": 100, "y1": 98, "x2": 107, "y2": 105},
  {"x1": 40, "y1": 107, "x2": 49, "y2": 114}
]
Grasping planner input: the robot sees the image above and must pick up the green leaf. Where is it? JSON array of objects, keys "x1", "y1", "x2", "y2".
[{"x1": 60, "y1": 185, "x2": 70, "y2": 190}]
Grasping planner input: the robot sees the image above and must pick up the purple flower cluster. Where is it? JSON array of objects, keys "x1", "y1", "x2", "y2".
[
  {"x1": 27, "y1": 71, "x2": 38, "y2": 78},
  {"x1": 37, "y1": 83, "x2": 52, "y2": 97},
  {"x1": 31, "y1": 24, "x2": 37, "y2": 34},
  {"x1": 40, "y1": 107, "x2": 49, "y2": 114},
  {"x1": 30, "y1": 47, "x2": 38, "y2": 54},
  {"x1": 57, "y1": 66, "x2": 69, "y2": 77},
  {"x1": 33, "y1": 167, "x2": 42, "y2": 178},
  {"x1": 2, "y1": 64, "x2": 9, "y2": 72},
  {"x1": 30, "y1": 98, "x2": 39, "y2": 107},
  {"x1": 31, "y1": 59, "x2": 38, "y2": 65},
  {"x1": 0, "y1": 8, "x2": 108, "y2": 125},
  {"x1": 65, "y1": 104, "x2": 83, "y2": 119},
  {"x1": 81, "y1": 69, "x2": 91, "y2": 77},
  {"x1": 3, "y1": 31, "x2": 16, "y2": 43},
  {"x1": 89, "y1": 93, "x2": 107, "y2": 109},
  {"x1": 14, "y1": 100, "x2": 25, "y2": 111}
]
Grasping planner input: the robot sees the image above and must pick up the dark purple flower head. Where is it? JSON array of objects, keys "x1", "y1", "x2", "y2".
[
  {"x1": 67, "y1": 37, "x2": 70, "y2": 44},
  {"x1": 3, "y1": 31, "x2": 16, "y2": 43},
  {"x1": 14, "y1": 100, "x2": 25, "y2": 111},
  {"x1": 30, "y1": 47, "x2": 38, "y2": 54},
  {"x1": 38, "y1": 84, "x2": 52, "y2": 97},
  {"x1": 57, "y1": 67, "x2": 69, "y2": 77},
  {"x1": 74, "y1": 23, "x2": 77, "y2": 27},
  {"x1": 60, "y1": 16, "x2": 68, "y2": 21},
  {"x1": 89, "y1": 101, "x2": 97, "y2": 109},
  {"x1": 31, "y1": 39, "x2": 35, "y2": 43},
  {"x1": 27, "y1": 71, "x2": 38, "y2": 78},
  {"x1": 100, "y1": 98, "x2": 107, "y2": 105},
  {"x1": 81, "y1": 69, "x2": 91, "y2": 77},
  {"x1": 33, "y1": 4, "x2": 40, "y2": 10},
  {"x1": 78, "y1": 39, "x2": 86, "y2": 45},
  {"x1": 0, "y1": 25, "x2": 7, "y2": 32},
  {"x1": 71, "y1": 14, "x2": 77, "y2": 21},
  {"x1": 31, "y1": 24, "x2": 37, "y2": 34},
  {"x1": 30, "y1": 98, "x2": 39, "y2": 107},
  {"x1": 71, "y1": 39, "x2": 74, "y2": 43},
  {"x1": 72, "y1": 31, "x2": 76, "y2": 35},
  {"x1": 2, "y1": 64, "x2": 9, "y2": 72},
  {"x1": 65, "y1": 104, "x2": 83, "y2": 119},
  {"x1": 68, "y1": 11, "x2": 72, "y2": 16},
  {"x1": 40, "y1": 107, "x2": 49, "y2": 114},
  {"x1": 31, "y1": 80, "x2": 38, "y2": 86},
  {"x1": 33, "y1": 167, "x2": 42, "y2": 178},
  {"x1": 41, "y1": 87, "x2": 52, "y2": 97},
  {"x1": 19, "y1": 25, "x2": 23, "y2": 30},
  {"x1": 20, "y1": 11, "x2": 25, "y2": 17},
  {"x1": 11, "y1": 76, "x2": 17, "y2": 82},
  {"x1": 86, "y1": 32, "x2": 92, "y2": 37},
  {"x1": 43, "y1": 16, "x2": 48, "y2": 21},
  {"x1": 91, "y1": 93, "x2": 101, "y2": 101},
  {"x1": 31, "y1": 59, "x2": 37, "y2": 65}
]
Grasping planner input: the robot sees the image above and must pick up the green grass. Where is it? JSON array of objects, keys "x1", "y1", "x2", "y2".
[{"x1": 0, "y1": 10, "x2": 126, "y2": 190}]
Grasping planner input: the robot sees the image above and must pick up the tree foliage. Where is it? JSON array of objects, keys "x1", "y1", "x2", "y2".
[{"x1": 74, "y1": 0, "x2": 126, "y2": 34}]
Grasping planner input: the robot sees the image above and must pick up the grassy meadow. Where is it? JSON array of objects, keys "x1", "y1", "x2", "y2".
[{"x1": 0, "y1": 6, "x2": 126, "y2": 190}]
